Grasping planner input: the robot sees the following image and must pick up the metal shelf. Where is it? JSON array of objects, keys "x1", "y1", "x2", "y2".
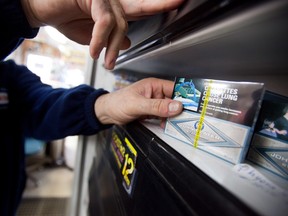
[{"x1": 116, "y1": 1, "x2": 288, "y2": 95}]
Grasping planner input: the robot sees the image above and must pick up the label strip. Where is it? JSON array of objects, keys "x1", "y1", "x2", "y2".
[{"x1": 193, "y1": 80, "x2": 213, "y2": 148}]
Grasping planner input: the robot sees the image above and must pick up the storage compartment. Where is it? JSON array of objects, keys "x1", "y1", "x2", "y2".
[
  {"x1": 89, "y1": 124, "x2": 261, "y2": 215},
  {"x1": 77, "y1": 1, "x2": 288, "y2": 216}
]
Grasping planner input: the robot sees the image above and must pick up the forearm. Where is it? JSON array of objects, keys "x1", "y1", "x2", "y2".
[
  {"x1": 24, "y1": 86, "x2": 111, "y2": 140},
  {"x1": 2, "y1": 60, "x2": 111, "y2": 140}
]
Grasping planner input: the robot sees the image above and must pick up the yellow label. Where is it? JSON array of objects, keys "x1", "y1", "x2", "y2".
[
  {"x1": 111, "y1": 130, "x2": 137, "y2": 194},
  {"x1": 193, "y1": 80, "x2": 213, "y2": 148}
]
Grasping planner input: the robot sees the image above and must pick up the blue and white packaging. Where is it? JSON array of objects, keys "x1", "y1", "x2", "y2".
[
  {"x1": 165, "y1": 77, "x2": 264, "y2": 164},
  {"x1": 247, "y1": 91, "x2": 288, "y2": 179}
]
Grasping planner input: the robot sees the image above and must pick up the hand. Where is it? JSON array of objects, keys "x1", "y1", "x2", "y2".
[
  {"x1": 277, "y1": 129, "x2": 287, "y2": 135},
  {"x1": 94, "y1": 78, "x2": 183, "y2": 125},
  {"x1": 21, "y1": 0, "x2": 184, "y2": 69}
]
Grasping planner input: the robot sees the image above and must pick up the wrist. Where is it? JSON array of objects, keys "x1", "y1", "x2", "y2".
[
  {"x1": 21, "y1": 0, "x2": 44, "y2": 28},
  {"x1": 95, "y1": 93, "x2": 113, "y2": 125}
]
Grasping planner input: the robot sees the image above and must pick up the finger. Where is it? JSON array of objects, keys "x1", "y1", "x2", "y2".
[
  {"x1": 139, "y1": 78, "x2": 175, "y2": 99},
  {"x1": 89, "y1": 0, "x2": 115, "y2": 59},
  {"x1": 104, "y1": 0, "x2": 129, "y2": 69},
  {"x1": 105, "y1": 35, "x2": 131, "y2": 69},
  {"x1": 121, "y1": 0, "x2": 185, "y2": 18},
  {"x1": 153, "y1": 79, "x2": 175, "y2": 98},
  {"x1": 137, "y1": 98, "x2": 183, "y2": 118}
]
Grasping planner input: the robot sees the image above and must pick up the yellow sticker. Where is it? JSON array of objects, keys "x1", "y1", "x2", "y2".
[
  {"x1": 193, "y1": 80, "x2": 213, "y2": 148},
  {"x1": 111, "y1": 130, "x2": 137, "y2": 195}
]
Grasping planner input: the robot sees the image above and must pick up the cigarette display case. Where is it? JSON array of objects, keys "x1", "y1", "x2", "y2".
[{"x1": 69, "y1": 1, "x2": 288, "y2": 215}]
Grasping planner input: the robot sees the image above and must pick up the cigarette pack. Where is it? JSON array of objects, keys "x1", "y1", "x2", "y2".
[
  {"x1": 165, "y1": 77, "x2": 264, "y2": 164},
  {"x1": 247, "y1": 91, "x2": 288, "y2": 179}
]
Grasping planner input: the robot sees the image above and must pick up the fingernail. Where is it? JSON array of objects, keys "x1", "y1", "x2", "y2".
[{"x1": 169, "y1": 102, "x2": 180, "y2": 112}]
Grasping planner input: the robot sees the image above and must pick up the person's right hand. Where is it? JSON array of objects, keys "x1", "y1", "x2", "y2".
[{"x1": 21, "y1": 0, "x2": 185, "y2": 70}]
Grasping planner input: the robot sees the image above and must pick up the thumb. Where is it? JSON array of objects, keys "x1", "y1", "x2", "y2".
[{"x1": 141, "y1": 99, "x2": 183, "y2": 117}]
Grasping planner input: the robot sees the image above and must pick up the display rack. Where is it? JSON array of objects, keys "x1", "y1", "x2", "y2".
[{"x1": 70, "y1": 1, "x2": 288, "y2": 215}]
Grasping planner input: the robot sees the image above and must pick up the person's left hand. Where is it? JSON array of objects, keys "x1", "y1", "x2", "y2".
[
  {"x1": 94, "y1": 77, "x2": 183, "y2": 125},
  {"x1": 21, "y1": 0, "x2": 184, "y2": 69}
]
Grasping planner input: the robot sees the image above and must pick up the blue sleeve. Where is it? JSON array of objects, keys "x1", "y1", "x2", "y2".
[
  {"x1": 1, "y1": 60, "x2": 111, "y2": 140},
  {"x1": 0, "y1": 0, "x2": 39, "y2": 60}
]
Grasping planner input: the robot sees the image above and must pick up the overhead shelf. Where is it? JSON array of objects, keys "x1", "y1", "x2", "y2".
[{"x1": 115, "y1": 1, "x2": 288, "y2": 95}]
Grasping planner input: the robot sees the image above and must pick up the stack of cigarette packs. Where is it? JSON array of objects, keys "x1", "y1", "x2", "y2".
[{"x1": 247, "y1": 91, "x2": 288, "y2": 179}]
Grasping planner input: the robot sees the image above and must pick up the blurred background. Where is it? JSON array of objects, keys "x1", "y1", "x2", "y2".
[{"x1": 8, "y1": 26, "x2": 91, "y2": 216}]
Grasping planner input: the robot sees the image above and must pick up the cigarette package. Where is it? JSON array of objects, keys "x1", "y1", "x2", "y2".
[
  {"x1": 247, "y1": 91, "x2": 288, "y2": 179},
  {"x1": 165, "y1": 77, "x2": 264, "y2": 164}
]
